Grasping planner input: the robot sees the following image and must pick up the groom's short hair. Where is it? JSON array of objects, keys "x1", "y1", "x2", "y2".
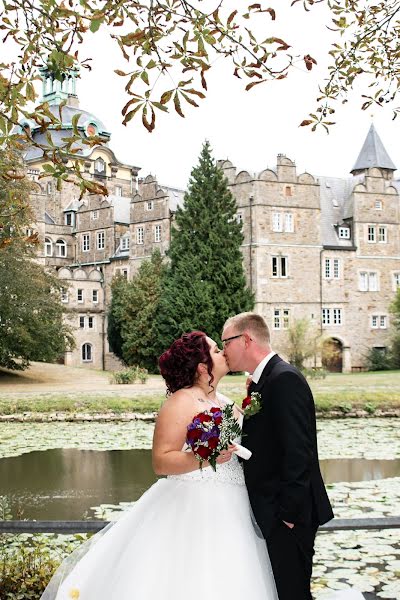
[{"x1": 224, "y1": 312, "x2": 270, "y2": 345}]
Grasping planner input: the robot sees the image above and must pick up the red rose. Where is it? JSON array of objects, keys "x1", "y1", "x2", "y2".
[
  {"x1": 207, "y1": 436, "x2": 219, "y2": 450},
  {"x1": 197, "y1": 413, "x2": 213, "y2": 423},
  {"x1": 210, "y1": 407, "x2": 220, "y2": 414},
  {"x1": 213, "y1": 416, "x2": 222, "y2": 425},
  {"x1": 242, "y1": 396, "x2": 251, "y2": 410},
  {"x1": 187, "y1": 428, "x2": 202, "y2": 442},
  {"x1": 196, "y1": 445, "x2": 213, "y2": 460}
]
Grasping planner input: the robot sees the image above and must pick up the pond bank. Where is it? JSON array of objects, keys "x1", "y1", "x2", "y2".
[{"x1": 0, "y1": 408, "x2": 399, "y2": 422}]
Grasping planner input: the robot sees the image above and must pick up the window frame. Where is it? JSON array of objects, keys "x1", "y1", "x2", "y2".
[
  {"x1": 154, "y1": 224, "x2": 161, "y2": 243},
  {"x1": 136, "y1": 226, "x2": 144, "y2": 245},
  {"x1": 97, "y1": 230, "x2": 105, "y2": 251},
  {"x1": 82, "y1": 233, "x2": 90, "y2": 252}
]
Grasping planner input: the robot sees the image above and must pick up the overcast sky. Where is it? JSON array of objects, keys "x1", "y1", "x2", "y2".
[{"x1": 35, "y1": 2, "x2": 400, "y2": 188}]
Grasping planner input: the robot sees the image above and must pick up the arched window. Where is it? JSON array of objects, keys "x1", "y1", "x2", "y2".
[
  {"x1": 56, "y1": 239, "x2": 67, "y2": 257},
  {"x1": 82, "y1": 343, "x2": 93, "y2": 362},
  {"x1": 94, "y1": 157, "x2": 106, "y2": 174},
  {"x1": 45, "y1": 237, "x2": 53, "y2": 256}
]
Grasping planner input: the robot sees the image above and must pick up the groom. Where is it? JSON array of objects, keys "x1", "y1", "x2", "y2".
[{"x1": 222, "y1": 312, "x2": 333, "y2": 600}]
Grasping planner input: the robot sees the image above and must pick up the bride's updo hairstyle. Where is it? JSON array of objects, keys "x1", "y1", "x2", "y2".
[{"x1": 159, "y1": 331, "x2": 214, "y2": 395}]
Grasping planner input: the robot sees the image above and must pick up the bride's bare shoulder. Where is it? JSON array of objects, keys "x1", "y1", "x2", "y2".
[{"x1": 158, "y1": 388, "x2": 196, "y2": 416}]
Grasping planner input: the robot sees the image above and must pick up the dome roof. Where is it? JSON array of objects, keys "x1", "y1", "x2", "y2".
[{"x1": 20, "y1": 103, "x2": 112, "y2": 162}]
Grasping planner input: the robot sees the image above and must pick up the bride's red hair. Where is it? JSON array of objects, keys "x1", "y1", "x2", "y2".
[{"x1": 158, "y1": 331, "x2": 214, "y2": 395}]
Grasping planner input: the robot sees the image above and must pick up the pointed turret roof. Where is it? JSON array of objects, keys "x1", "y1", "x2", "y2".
[{"x1": 351, "y1": 123, "x2": 396, "y2": 174}]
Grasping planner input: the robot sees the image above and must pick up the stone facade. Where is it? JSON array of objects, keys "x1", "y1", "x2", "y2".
[{"x1": 20, "y1": 72, "x2": 400, "y2": 371}]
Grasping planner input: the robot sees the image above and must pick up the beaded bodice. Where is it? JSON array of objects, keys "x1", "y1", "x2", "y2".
[{"x1": 167, "y1": 393, "x2": 245, "y2": 486}]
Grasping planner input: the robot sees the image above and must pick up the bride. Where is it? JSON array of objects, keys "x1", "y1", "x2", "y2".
[{"x1": 41, "y1": 331, "x2": 365, "y2": 600}]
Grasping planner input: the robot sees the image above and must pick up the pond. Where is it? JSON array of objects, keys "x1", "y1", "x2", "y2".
[{"x1": 1, "y1": 447, "x2": 400, "y2": 520}]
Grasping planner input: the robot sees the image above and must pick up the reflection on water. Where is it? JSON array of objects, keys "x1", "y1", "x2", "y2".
[
  {"x1": 320, "y1": 458, "x2": 400, "y2": 484},
  {"x1": 0, "y1": 449, "x2": 399, "y2": 520},
  {"x1": 0, "y1": 449, "x2": 158, "y2": 520}
]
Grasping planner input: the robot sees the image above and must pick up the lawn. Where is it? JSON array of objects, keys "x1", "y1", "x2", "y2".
[{"x1": 0, "y1": 370, "x2": 399, "y2": 415}]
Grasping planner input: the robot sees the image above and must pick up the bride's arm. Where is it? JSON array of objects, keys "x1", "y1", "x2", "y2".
[{"x1": 152, "y1": 391, "x2": 209, "y2": 475}]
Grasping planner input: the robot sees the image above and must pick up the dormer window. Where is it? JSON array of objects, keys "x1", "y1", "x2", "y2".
[
  {"x1": 94, "y1": 157, "x2": 106, "y2": 174},
  {"x1": 65, "y1": 212, "x2": 75, "y2": 226},
  {"x1": 338, "y1": 227, "x2": 350, "y2": 239}
]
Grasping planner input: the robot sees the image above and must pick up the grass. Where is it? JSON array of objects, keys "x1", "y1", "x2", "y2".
[{"x1": 0, "y1": 370, "x2": 400, "y2": 416}]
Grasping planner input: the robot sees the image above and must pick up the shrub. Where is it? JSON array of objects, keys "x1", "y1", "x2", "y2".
[
  {"x1": 364, "y1": 347, "x2": 392, "y2": 371},
  {"x1": 302, "y1": 367, "x2": 328, "y2": 380},
  {"x1": 110, "y1": 367, "x2": 138, "y2": 384},
  {"x1": 0, "y1": 496, "x2": 87, "y2": 598},
  {"x1": 110, "y1": 365, "x2": 149, "y2": 384}
]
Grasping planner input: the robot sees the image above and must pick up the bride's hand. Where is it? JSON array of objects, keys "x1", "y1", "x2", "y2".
[{"x1": 216, "y1": 444, "x2": 237, "y2": 464}]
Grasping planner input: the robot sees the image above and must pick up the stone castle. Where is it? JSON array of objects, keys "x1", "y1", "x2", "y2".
[{"x1": 20, "y1": 69, "x2": 400, "y2": 372}]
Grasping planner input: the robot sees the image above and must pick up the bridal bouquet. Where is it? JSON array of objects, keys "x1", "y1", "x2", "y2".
[{"x1": 186, "y1": 403, "x2": 252, "y2": 471}]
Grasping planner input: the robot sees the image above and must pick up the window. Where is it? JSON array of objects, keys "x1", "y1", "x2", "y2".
[
  {"x1": 393, "y1": 273, "x2": 400, "y2": 290},
  {"x1": 47, "y1": 182, "x2": 53, "y2": 195},
  {"x1": 120, "y1": 237, "x2": 130, "y2": 251},
  {"x1": 88, "y1": 316, "x2": 94, "y2": 329},
  {"x1": 378, "y1": 226, "x2": 387, "y2": 243},
  {"x1": 375, "y1": 200, "x2": 382, "y2": 210},
  {"x1": 56, "y1": 239, "x2": 67, "y2": 257},
  {"x1": 121, "y1": 269, "x2": 128, "y2": 279},
  {"x1": 94, "y1": 157, "x2": 105, "y2": 173},
  {"x1": 324, "y1": 258, "x2": 340, "y2": 279},
  {"x1": 359, "y1": 271, "x2": 378, "y2": 291},
  {"x1": 77, "y1": 289, "x2": 84, "y2": 303},
  {"x1": 79, "y1": 316, "x2": 85, "y2": 329},
  {"x1": 236, "y1": 212, "x2": 243, "y2": 224},
  {"x1": 82, "y1": 343, "x2": 93, "y2": 362},
  {"x1": 284, "y1": 213, "x2": 294, "y2": 232},
  {"x1": 371, "y1": 315, "x2": 387, "y2": 329},
  {"x1": 322, "y1": 308, "x2": 342, "y2": 326},
  {"x1": 92, "y1": 290, "x2": 99, "y2": 303},
  {"x1": 82, "y1": 234, "x2": 90, "y2": 252},
  {"x1": 273, "y1": 308, "x2": 290, "y2": 329},
  {"x1": 284, "y1": 186, "x2": 292, "y2": 197},
  {"x1": 97, "y1": 231, "x2": 105, "y2": 250},
  {"x1": 272, "y1": 256, "x2": 287, "y2": 278},
  {"x1": 115, "y1": 185, "x2": 122, "y2": 197},
  {"x1": 65, "y1": 212, "x2": 74, "y2": 226},
  {"x1": 45, "y1": 237, "x2": 53, "y2": 256},
  {"x1": 367, "y1": 226, "x2": 375, "y2": 242},
  {"x1": 136, "y1": 226, "x2": 144, "y2": 244},
  {"x1": 91, "y1": 210, "x2": 99, "y2": 220},
  {"x1": 154, "y1": 224, "x2": 161, "y2": 243},
  {"x1": 272, "y1": 213, "x2": 282, "y2": 232},
  {"x1": 338, "y1": 227, "x2": 350, "y2": 239},
  {"x1": 146, "y1": 201, "x2": 154, "y2": 211},
  {"x1": 61, "y1": 287, "x2": 69, "y2": 303}
]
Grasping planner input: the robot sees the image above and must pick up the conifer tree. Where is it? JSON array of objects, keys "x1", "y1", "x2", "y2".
[
  {"x1": 108, "y1": 249, "x2": 166, "y2": 372},
  {"x1": 156, "y1": 141, "x2": 253, "y2": 353}
]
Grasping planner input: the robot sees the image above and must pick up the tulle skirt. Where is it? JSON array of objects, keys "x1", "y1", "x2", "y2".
[{"x1": 41, "y1": 477, "x2": 278, "y2": 600}]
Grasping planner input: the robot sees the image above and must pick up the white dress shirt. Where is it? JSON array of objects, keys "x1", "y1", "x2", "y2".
[{"x1": 251, "y1": 351, "x2": 276, "y2": 384}]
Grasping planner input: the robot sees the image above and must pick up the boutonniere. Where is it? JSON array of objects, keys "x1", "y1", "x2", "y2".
[{"x1": 242, "y1": 391, "x2": 262, "y2": 419}]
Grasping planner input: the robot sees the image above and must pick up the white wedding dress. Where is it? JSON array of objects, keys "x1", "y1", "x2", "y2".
[
  {"x1": 41, "y1": 397, "x2": 278, "y2": 600},
  {"x1": 41, "y1": 396, "x2": 365, "y2": 600}
]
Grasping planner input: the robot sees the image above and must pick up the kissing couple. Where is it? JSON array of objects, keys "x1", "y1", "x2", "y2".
[{"x1": 42, "y1": 312, "x2": 365, "y2": 600}]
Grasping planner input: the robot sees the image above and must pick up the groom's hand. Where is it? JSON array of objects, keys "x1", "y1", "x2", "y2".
[{"x1": 283, "y1": 520, "x2": 294, "y2": 529}]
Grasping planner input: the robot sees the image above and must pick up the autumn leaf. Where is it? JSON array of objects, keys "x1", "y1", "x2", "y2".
[{"x1": 299, "y1": 119, "x2": 313, "y2": 127}]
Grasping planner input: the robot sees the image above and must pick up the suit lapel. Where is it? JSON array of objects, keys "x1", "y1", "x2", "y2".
[{"x1": 252, "y1": 354, "x2": 282, "y2": 392}]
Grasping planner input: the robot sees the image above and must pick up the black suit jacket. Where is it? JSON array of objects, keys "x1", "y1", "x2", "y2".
[{"x1": 242, "y1": 354, "x2": 334, "y2": 538}]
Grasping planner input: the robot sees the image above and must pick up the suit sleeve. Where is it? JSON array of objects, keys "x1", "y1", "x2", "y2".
[{"x1": 269, "y1": 371, "x2": 314, "y2": 523}]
